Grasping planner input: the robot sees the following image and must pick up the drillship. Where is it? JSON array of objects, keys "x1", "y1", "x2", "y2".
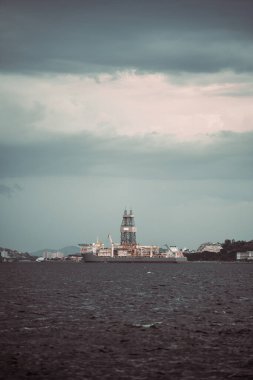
[{"x1": 79, "y1": 209, "x2": 184, "y2": 263}]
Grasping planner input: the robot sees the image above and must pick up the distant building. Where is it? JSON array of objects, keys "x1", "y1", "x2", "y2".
[
  {"x1": 1, "y1": 250, "x2": 10, "y2": 259},
  {"x1": 166, "y1": 246, "x2": 185, "y2": 258},
  {"x1": 197, "y1": 242, "x2": 222, "y2": 253},
  {"x1": 1, "y1": 250, "x2": 13, "y2": 262},
  {"x1": 237, "y1": 251, "x2": 253, "y2": 261},
  {"x1": 163, "y1": 246, "x2": 187, "y2": 261},
  {"x1": 43, "y1": 251, "x2": 64, "y2": 260}
]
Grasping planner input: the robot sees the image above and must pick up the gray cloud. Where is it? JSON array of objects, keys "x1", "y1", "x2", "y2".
[
  {"x1": 1, "y1": 0, "x2": 253, "y2": 74},
  {"x1": 0, "y1": 183, "x2": 22, "y2": 197},
  {"x1": 0, "y1": 184, "x2": 12, "y2": 197},
  {"x1": 0, "y1": 130, "x2": 252, "y2": 181},
  {"x1": 0, "y1": 95, "x2": 45, "y2": 143}
]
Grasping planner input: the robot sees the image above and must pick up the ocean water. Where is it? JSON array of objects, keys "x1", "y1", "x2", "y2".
[{"x1": 0, "y1": 262, "x2": 253, "y2": 380}]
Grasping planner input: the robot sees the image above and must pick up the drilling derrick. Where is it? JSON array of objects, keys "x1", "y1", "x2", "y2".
[{"x1": 120, "y1": 209, "x2": 137, "y2": 246}]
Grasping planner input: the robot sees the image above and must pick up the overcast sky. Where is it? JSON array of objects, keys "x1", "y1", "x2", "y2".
[{"x1": 1, "y1": 0, "x2": 253, "y2": 252}]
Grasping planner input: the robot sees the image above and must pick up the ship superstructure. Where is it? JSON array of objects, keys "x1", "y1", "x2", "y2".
[
  {"x1": 80, "y1": 209, "x2": 181, "y2": 263},
  {"x1": 120, "y1": 209, "x2": 136, "y2": 245}
]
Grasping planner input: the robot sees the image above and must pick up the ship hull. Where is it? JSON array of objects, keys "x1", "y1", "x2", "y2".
[{"x1": 82, "y1": 252, "x2": 178, "y2": 263}]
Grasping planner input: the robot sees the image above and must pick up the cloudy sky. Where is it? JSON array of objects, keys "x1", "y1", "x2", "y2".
[{"x1": 1, "y1": 0, "x2": 253, "y2": 252}]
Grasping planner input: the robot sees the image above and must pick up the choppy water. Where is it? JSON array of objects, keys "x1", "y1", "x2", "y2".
[{"x1": 0, "y1": 262, "x2": 253, "y2": 380}]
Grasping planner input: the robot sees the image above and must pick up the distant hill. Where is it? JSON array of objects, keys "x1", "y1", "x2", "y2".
[{"x1": 31, "y1": 246, "x2": 79, "y2": 257}]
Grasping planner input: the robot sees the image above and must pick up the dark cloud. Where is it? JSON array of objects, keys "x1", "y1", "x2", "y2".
[
  {"x1": 1, "y1": 0, "x2": 253, "y2": 74},
  {"x1": 0, "y1": 130, "x2": 252, "y2": 181}
]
